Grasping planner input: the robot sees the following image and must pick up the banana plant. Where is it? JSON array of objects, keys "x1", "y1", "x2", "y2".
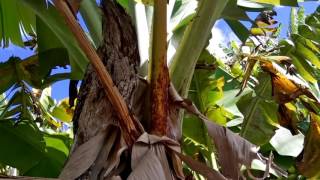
[{"x1": 0, "y1": 0, "x2": 319, "y2": 179}]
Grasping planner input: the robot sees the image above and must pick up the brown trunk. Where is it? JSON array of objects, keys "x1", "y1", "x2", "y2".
[{"x1": 71, "y1": 0, "x2": 141, "y2": 179}]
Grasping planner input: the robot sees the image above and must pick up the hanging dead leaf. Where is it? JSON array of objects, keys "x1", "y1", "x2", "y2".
[
  {"x1": 169, "y1": 85, "x2": 288, "y2": 179},
  {"x1": 250, "y1": 10, "x2": 278, "y2": 36},
  {"x1": 261, "y1": 61, "x2": 318, "y2": 104},
  {"x1": 103, "y1": 135, "x2": 128, "y2": 178},
  {"x1": 278, "y1": 103, "x2": 299, "y2": 134},
  {"x1": 128, "y1": 133, "x2": 182, "y2": 180},
  {"x1": 297, "y1": 113, "x2": 320, "y2": 179},
  {"x1": 128, "y1": 147, "x2": 172, "y2": 180},
  {"x1": 270, "y1": 73, "x2": 302, "y2": 103},
  {"x1": 255, "y1": 19, "x2": 277, "y2": 27},
  {"x1": 129, "y1": 132, "x2": 227, "y2": 180},
  {"x1": 89, "y1": 128, "x2": 123, "y2": 179},
  {"x1": 59, "y1": 126, "x2": 120, "y2": 180},
  {"x1": 250, "y1": 27, "x2": 277, "y2": 36},
  {"x1": 255, "y1": 10, "x2": 277, "y2": 27}
]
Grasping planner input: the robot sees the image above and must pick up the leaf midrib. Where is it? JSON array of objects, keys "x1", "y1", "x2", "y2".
[{"x1": 240, "y1": 80, "x2": 269, "y2": 137}]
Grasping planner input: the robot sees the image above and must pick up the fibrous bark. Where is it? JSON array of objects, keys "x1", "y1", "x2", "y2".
[{"x1": 71, "y1": 0, "x2": 141, "y2": 178}]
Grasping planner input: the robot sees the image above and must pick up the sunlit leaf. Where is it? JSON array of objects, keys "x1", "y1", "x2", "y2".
[
  {"x1": 262, "y1": 56, "x2": 291, "y2": 63},
  {"x1": 279, "y1": 39, "x2": 318, "y2": 83},
  {"x1": 52, "y1": 106, "x2": 73, "y2": 123},
  {"x1": 170, "y1": 0, "x2": 229, "y2": 97},
  {"x1": 250, "y1": 27, "x2": 277, "y2": 36},
  {"x1": 290, "y1": 53, "x2": 317, "y2": 84},
  {"x1": 237, "y1": 0, "x2": 273, "y2": 9},
  {"x1": 0, "y1": 0, "x2": 35, "y2": 47},
  {"x1": 298, "y1": 24, "x2": 320, "y2": 43},
  {"x1": 270, "y1": 127, "x2": 304, "y2": 157},
  {"x1": 249, "y1": 0, "x2": 298, "y2": 6},
  {"x1": 292, "y1": 34, "x2": 320, "y2": 69}
]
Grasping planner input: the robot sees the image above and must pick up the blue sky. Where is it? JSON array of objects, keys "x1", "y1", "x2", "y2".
[{"x1": 0, "y1": 1, "x2": 319, "y2": 101}]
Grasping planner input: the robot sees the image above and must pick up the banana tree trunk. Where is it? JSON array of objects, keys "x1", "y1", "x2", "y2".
[{"x1": 69, "y1": 0, "x2": 142, "y2": 179}]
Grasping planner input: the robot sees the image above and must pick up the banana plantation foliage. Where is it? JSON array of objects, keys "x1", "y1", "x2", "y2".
[{"x1": 0, "y1": 0, "x2": 320, "y2": 179}]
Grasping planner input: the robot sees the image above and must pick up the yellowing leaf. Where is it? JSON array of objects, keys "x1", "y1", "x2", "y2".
[
  {"x1": 262, "y1": 56, "x2": 291, "y2": 63},
  {"x1": 298, "y1": 113, "x2": 320, "y2": 179},
  {"x1": 135, "y1": 0, "x2": 153, "y2": 5},
  {"x1": 261, "y1": 61, "x2": 316, "y2": 104},
  {"x1": 290, "y1": 54, "x2": 317, "y2": 83},
  {"x1": 250, "y1": 0, "x2": 298, "y2": 6},
  {"x1": 250, "y1": 27, "x2": 277, "y2": 36},
  {"x1": 215, "y1": 77, "x2": 225, "y2": 92},
  {"x1": 278, "y1": 103, "x2": 299, "y2": 134},
  {"x1": 51, "y1": 98, "x2": 74, "y2": 122},
  {"x1": 271, "y1": 74, "x2": 301, "y2": 103}
]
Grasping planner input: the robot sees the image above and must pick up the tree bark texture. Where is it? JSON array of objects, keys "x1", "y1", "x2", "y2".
[{"x1": 71, "y1": 0, "x2": 141, "y2": 178}]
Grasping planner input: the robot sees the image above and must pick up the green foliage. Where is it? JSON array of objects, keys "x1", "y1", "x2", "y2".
[
  {"x1": 237, "y1": 73, "x2": 279, "y2": 145},
  {"x1": 0, "y1": 0, "x2": 319, "y2": 179},
  {"x1": 0, "y1": 0, "x2": 88, "y2": 79},
  {"x1": 170, "y1": 0, "x2": 229, "y2": 97},
  {"x1": 281, "y1": 6, "x2": 320, "y2": 85},
  {"x1": 225, "y1": 19, "x2": 250, "y2": 43},
  {"x1": 0, "y1": 0, "x2": 35, "y2": 47},
  {"x1": 22, "y1": 0, "x2": 88, "y2": 79},
  {"x1": 79, "y1": 0, "x2": 103, "y2": 47},
  {"x1": 182, "y1": 4, "x2": 320, "y2": 179},
  {"x1": 0, "y1": 120, "x2": 71, "y2": 177}
]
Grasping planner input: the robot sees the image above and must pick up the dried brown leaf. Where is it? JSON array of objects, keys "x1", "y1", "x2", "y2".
[
  {"x1": 129, "y1": 147, "x2": 172, "y2": 180},
  {"x1": 103, "y1": 134, "x2": 128, "y2": 178},
  {"x1": 130, "y1": 133, "x2": 225, "y2": 180},
  {"x1": 89, "y1": 128, "x2": 119, "y2": 179},
  {"x1": 0, "y1": 176, "x2": 58, "y2": 180},
  {"x1": 129, "y1": 133, "x2": 180, "y2": 180},
  {"x1": 59, "y1": 129, "x2": 108, "y2": 179},
  {"x1": 169, "y1": 152, "x2": 185, "y2": 179},
  {"x1": 174, "y1": 152, "x2": 227, "y2": 180}
]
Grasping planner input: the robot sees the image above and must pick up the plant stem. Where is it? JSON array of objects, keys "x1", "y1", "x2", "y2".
[{"x1": 149, "y1": 0, "x2": 169, "y2": 136}]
